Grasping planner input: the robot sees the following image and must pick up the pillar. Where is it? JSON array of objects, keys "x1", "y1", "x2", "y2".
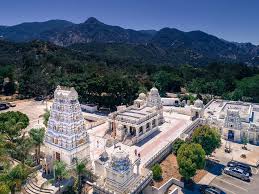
[
  {"x1": 143, "y1": 124, "x2": 146, "y2": 133},
  {"x1": 136, "y1": 127, "x2": 139, "y2": 137},
  {"x1": 126, "y1": 125, "x2": 130, "y2": 135},
  {"x1": 136, "y1": 158, "x2": 141, "y2": 175}
]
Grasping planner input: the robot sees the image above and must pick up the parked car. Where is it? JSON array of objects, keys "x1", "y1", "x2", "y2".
[
  {"x1": 7, "y1": 102, "x2": 16, "y2": 107},
  {"x1": 227, "y1": 161, "x2": 252, "y2": 175},
  {"x1": 34, "y1": 96, "x2": 44, "y2": 101},
  {"x1": 224, "y1": 167, "x2": 250, "y2": 181},
  {"x1": 0, "y1": 103, "x2": 9, "y2": 110},
  {"x1": 200, "y1": 185, "x2": 226, "y2": 194}
]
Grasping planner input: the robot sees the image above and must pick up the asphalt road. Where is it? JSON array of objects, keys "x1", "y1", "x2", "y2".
[
  {"x1": 209, "y1": 166, "x2": 259, "y2": 194},
  {"x1": 182, "y1": 160, "x2": 259, "y2": 194}
]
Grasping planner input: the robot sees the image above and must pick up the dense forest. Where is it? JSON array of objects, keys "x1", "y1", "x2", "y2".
[{"x1": 0, "y1": 40, "x2": 259, "y2": 109}]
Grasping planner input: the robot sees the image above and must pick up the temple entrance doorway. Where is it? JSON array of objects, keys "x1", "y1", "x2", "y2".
[
  {"x1": 130, "y1": 127, "x2": 136, "y2": 136},
  {"x1": 228, "y1": 130, "x2": 234, "y2": 141},
  {"x1": 56, "y1": 152, "x2": 61, "y2": 161}
]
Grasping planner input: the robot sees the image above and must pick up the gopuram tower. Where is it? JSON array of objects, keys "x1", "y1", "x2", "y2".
[{"x1": 44, "y1": 86, "x2": 89, "y2": 169}]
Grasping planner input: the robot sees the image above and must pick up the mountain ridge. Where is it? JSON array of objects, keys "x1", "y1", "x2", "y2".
[{"x1": 0, "y1": 17, "x2": 258, "y2": 66}]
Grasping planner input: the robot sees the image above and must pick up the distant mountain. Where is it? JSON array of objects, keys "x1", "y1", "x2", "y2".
[
  {"x1": 0, "y1": 17, "x2": 259, "y2": 65},
  {"x1": 0, "y1": 20, "x2": 73, "y2": 42}
]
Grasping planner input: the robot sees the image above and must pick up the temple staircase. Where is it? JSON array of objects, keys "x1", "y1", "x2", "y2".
[{"x1": 22, "y1": 172, "x2": 55, "y2": 194}]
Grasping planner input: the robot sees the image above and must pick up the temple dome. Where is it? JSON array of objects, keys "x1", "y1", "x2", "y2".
[
  {"x1": 150, "y1": 87, "x2": 159, "y2": 94},
  {"x1": 110, "y1": 147, "x2": 131, "y2": 173},
  {"x1": 194, "y1": 99, "x2": 203, "y2": 108},
  {"x1": 138, "y1": 93, "x2": 146, "y2": 100}
]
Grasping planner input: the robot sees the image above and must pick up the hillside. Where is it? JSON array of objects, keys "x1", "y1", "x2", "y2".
[
  {"x1": 0, "y1": 17, "x2": 259, "y2": 66},
  {"x1": 1, "y1": 40, "x2": 259, "y2": 108}
]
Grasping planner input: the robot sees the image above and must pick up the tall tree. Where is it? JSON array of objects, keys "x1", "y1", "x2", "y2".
[
  {"x1": 29, "y1": 127, "x2": 45, "y2": 165},
  {"x1": 75, "y1": 161, "x2": 86, "y2": 194},
  {"x1": 177, "y1": 143, "x2": 205, "y2": 181},
  {"x1": 192, "y1": 125, "x2": 221, "y2": 155}
]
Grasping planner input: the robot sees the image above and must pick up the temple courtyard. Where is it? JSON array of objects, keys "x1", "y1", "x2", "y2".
[{"x1": 88, "y1": 111, "x2": 192, "y2": 170}]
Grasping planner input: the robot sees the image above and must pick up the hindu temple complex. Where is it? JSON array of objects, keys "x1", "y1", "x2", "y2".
[{"x1": 39, "y1": 85, "x2": 259, "y2": 194}]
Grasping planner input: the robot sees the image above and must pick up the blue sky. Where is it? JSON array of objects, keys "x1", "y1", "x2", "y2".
[{"x1": 0, "y1": 0, "x2": 258, "y2": 44}]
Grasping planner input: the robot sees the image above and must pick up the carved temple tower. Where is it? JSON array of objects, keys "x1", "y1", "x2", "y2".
[
  {"x1": 44, "y1": 86, "x2": 89, "y2": 169},
  {"x1": 147, "y1": 87, "x2": 164, "y2": 124}
]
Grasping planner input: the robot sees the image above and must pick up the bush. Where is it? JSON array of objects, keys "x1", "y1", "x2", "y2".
[
  {"x1": 172, "y1": 138, "x2": 185, "y2": 155},
  {"x1": 152, "y1": 163, "x2": 162, "y2": 181}
]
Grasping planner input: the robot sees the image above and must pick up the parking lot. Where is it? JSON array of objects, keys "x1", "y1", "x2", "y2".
[
  {"x1": 210, "y1": 166, "x2": 259, "y2": 194},
  {"x1": 0, "y1": 99, "x2": 51, "y2": 132}
]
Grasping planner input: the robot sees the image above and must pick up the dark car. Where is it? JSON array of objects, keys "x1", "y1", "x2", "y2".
[
  {"x1": 200, "y1": 185, "x2": 226, "y2": 194},
  {"x1": 0, "y1": 103, "x2": 9, "y2": 110},
  {"x1": 227, "y1": 161, "x2": 252, "y2": 175},
  {"x1": 34, "y1": 96, "x2": 44, "y2": 101},
  {"x1": 224, "y1": 167, "x2": 250, "y2": 181}
]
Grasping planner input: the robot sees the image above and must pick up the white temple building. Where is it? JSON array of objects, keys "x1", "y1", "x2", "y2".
[
  {"x1": 204, "y1": 100, "x2": 259, "y2": 144},
  {"x1": 44, "y1": 86, "x2": 89, "y2": 169},
  {"x1": 107, "y1": 87, "x2": 164, "y2": 145},
  {"x1": 93, "y1": 147, "x2": 152, "y2": 194}
]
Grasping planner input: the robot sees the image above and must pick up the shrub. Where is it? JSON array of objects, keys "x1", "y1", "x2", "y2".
[{"x1": 152, "y1": 163, "x2": 162, "y2": 181}]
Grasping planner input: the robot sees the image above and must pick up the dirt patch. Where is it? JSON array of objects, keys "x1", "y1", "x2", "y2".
[
  {"x1": 193, "y1": 169, "x2": 207, "y2": 183},
  {"x1": 153, "y1": 154, "x2": 181, "y2": 188},
  {"x1": 153, "y1": 154, "x2": 208, "y2": 188}
]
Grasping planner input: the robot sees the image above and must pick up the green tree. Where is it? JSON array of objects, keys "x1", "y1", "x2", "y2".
[
  {"x1": 172, "y1": 138, "x2": 185, "y2": 156},
  {"x1": 29, "y1": 127, "x2": 45, "y2": 165},
  {"x1": 0, "y1": 111, "x2": 29, "y2": 142},
  {"x1": 54, "y1": 161, "x2": 68, "y2": 192},
  {"x1": 177, "y1": 143, "x2": 205, "y2": 181},
  {"x1": 12, "y1": 135, "x2": 32, "y2": 164},
  {"x1": 0, "y1": 183, "x2": 10, "y2": 194},
  {"x1": 0, "y1": 134, "x2": 9, "y2": 164},
  {"x1": 152, "y1": 70, "x2": 182, "y2": 95},
  {"x1": 151, "y1": 163, "x2": 162, "y2": 181},
  {"x1": 0, "y1": 164, "x2": 29, "y2": 194},
  {"x1": 75, "y1": 161, "x2": 86, "y2": 194},
  {"x1": 192, "y1": 125, "x2": 221, "y2": 155},
  {"x1": 242, "y1": 134, "x2": 248, "y2": 149},
  {"x1": 43, "y1": 109, "x2": 50, "y2": 127},
  {"x1": 54, "y1": 161, "x2": 68, "y2": 181}
]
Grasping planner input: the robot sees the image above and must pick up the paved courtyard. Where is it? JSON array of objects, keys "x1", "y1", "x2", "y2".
[
  {"x1": 88, "y1": 111, "x2": 192, "y2": 171},
  {"x1": 212, "y1": 139, "x2": 259, "y2": 167}
]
